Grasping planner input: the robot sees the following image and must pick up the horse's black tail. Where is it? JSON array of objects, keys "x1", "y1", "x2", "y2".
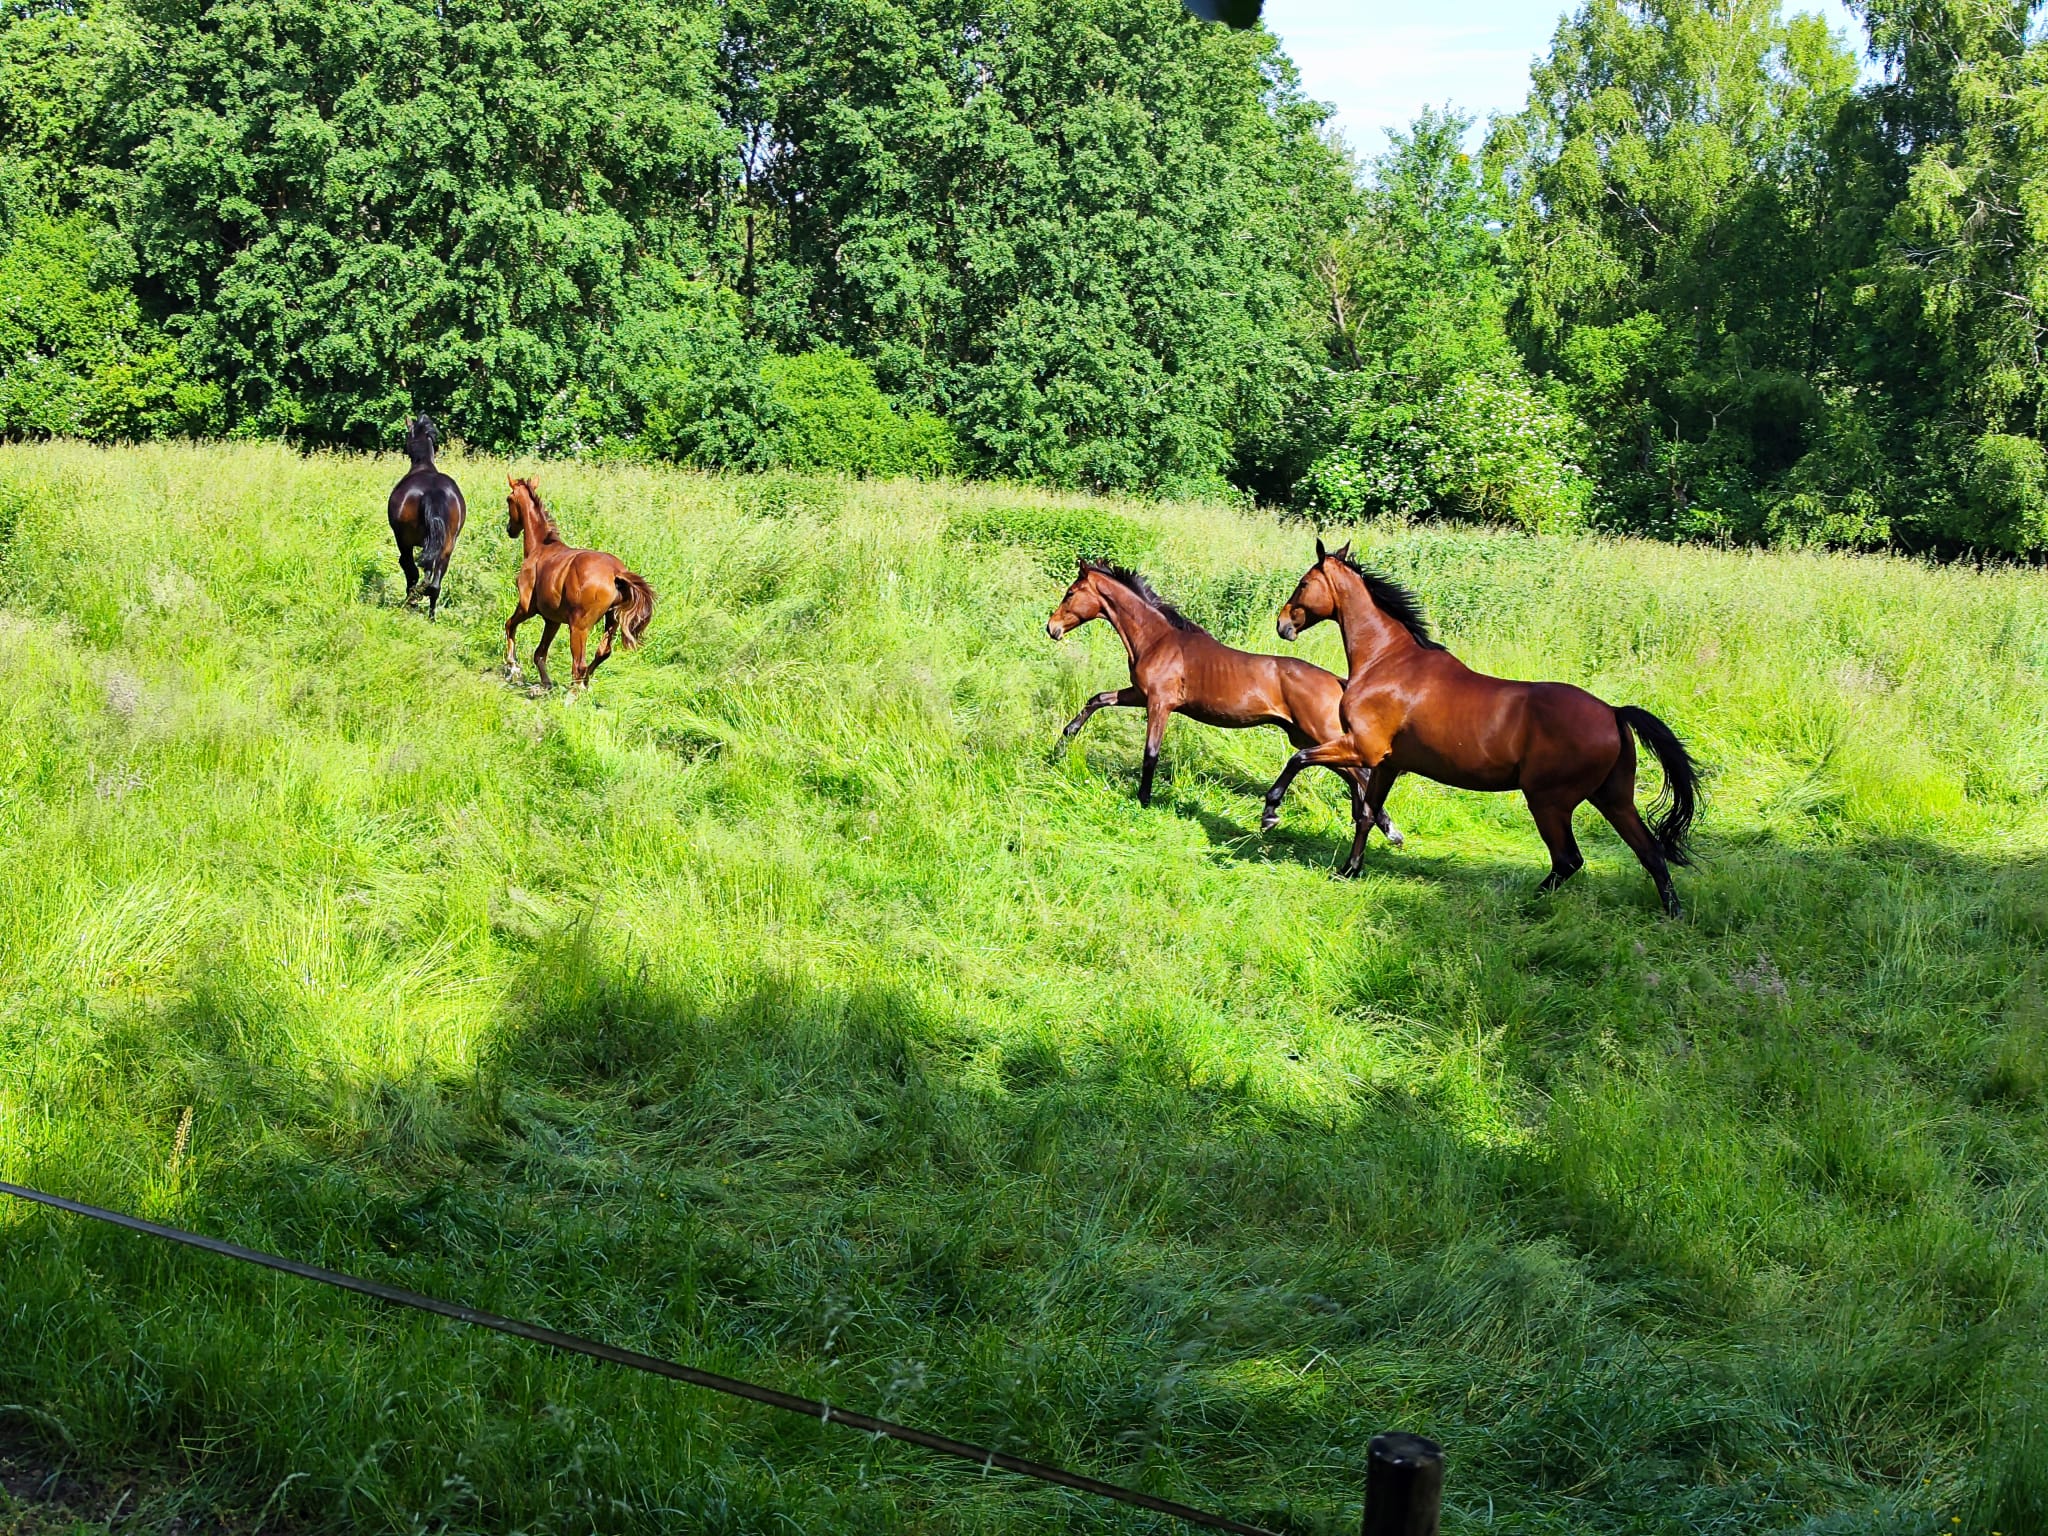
[
  {"x1": 1616, "y1": 705, "x2": 1701, "y2": 867},
  {"x1": 420, "y1": 482, "x2": 459, "y2": 592}
]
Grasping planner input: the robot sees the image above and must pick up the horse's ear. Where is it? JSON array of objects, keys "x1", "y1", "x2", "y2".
[
  {"x1": 1076, "y1": 556, "x2": 1088, "y2": 577},
  {"x1": 1334, "y1": 541, "x2": 1352, "y2": 561},
  {"x1": 1314, "y1": 537, "x2": 1327, "y2": 560}
]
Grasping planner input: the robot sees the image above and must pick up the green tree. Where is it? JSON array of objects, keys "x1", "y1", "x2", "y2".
[
  {"x1": 107, "y1": 0, "x2": 733, "y2": 447},
  {"x1": 1487, "y1": 0, "x2": 1862, "y2": 539},
  {"x1": 1299, "y1": 111, "x2": 1590, "y2": 531},
  {"x1": 720, "y1": 0, "x2": 1347, "y2": 495},
  {"x1": 1853, "y1": 0, "x2": 2048, "y2": 551},
  {"x1": 0, "y1": 176, "x2": 217, "y2": 440}
]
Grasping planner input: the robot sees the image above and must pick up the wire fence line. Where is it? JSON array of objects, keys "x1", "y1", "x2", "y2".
[{"x1": 3, "y1": 1180, "x2": 1291, "y2": 1534}]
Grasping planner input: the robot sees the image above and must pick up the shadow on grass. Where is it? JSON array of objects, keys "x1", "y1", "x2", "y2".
[{"x1": 5, "y1": 835, "x2": 2048, "y2": 1533}]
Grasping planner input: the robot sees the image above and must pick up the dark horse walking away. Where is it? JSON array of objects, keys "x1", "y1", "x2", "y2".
[
  {"x1": 503, "y1": 478, "x2": 656, "y2": 691},
  {"x1": 1046, "y1": 559, "x2": 1402, "y2": 873},
  {"x1": 1263, "y1": 542, "x2": 1701, "y2": 914},
  {"x1": 387, "y1": 415, "x2": 467, "y2": 618}
]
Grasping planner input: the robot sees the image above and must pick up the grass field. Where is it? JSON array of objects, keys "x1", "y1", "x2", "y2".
[{"x1": 0, "y1": 440, "x2": 2045, "y2": 1536}]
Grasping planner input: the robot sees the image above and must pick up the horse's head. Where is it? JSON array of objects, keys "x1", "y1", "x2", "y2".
[
  {"x1": 507, "y1": 476, "x2": 537, "y2": 538},
  {"x1": 404, "y1": 415, "x2": 438, "y2": 463},
  {"x1": 1046, "y1": 560, "x2": 1108, "y2": 640},
  {"x1": 1276, "y1": 538, "x2": 1349, "y2": 641}
]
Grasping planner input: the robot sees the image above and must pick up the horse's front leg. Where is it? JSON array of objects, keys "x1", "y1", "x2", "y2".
[
  {"x1": 1365, "y1": 764, "x2": 1404, "y2": 848},
  {"x1": 503, "y1": 604, "x2": 531, "y2": 678},
  {"x1": 1055, "y1": 686, "x2": 1144, "y2": 759},
  {"x1": 1263, "y1": 734, "x2": 1374, "y2": 831},
  {"x1": 1335, "y1": 769, "x2": 1374, "y2": 878}
]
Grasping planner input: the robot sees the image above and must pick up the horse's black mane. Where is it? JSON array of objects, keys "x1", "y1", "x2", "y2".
[
  {"x1": 1083, "y1": 561, "x2": 1202, "y2": 632},
  {"x1": 512, "y1": 478, "x2": 563, "y2": 543},
  {"x1": 1335, "y1": 553, "x2": 1445, "y2": 650}
]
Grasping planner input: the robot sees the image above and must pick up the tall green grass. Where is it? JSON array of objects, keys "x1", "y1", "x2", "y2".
[{"x1": 0, "y1": 440, "x2": 2044, "y2": 1534}]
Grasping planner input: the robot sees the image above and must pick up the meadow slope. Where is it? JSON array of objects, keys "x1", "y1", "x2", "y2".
[{"x1": 0, "y1": 442, "x2": 2045, "y2": 1535}]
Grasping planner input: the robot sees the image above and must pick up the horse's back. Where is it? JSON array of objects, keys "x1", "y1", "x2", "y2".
[{"x1": 1173, "y1": 630, "x2": 1280, "y2": 712}]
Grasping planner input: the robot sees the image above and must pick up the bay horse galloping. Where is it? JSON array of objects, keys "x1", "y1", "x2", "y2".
[
  {"x1": 503, "y1": 478, "x2": 656, "y2": 691},
  {"x1": 1263, "y1": 542, "x2": 1701, "y2": 915},
  {"x1": 1045, "y1": 560, "x2": 1402, "y2": 873},
  {"x1": 387, "y1": 415, "x2": 467, "y2": 618}
]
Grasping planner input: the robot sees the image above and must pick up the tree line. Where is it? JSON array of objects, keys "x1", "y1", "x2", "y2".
[{"x1": 3, "y1": 0, "x2": 2045, "y2": 555}]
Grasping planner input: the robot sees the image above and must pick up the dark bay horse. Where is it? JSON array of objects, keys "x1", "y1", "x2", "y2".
[
  {"x1": 1263, "y1": 541, "x2": 1700, "y2": 914},
  {"x1": 386, "y1": 415, "x2": 466, "y2": 618},
  {"x1": 503, "y1": 478, "x2": 656, "y2": 690},
  {"x1": 1046, "y1": 559, "x2": 1401, "y2": 872}
]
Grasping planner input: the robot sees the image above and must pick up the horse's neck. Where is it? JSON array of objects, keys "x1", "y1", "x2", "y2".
[
  {"x1": 408, "y1": 452, "x2": 435, "y2": 472},
  {"x1": 519, "y1": 508, "x2": 554, "y2": 559},
  {"x1": 1331, "y1": 570, "x2": 1413, "y2": 677},
  {"x1": 1096, "y1": 581, "x2": 1172, "y2": 669}
]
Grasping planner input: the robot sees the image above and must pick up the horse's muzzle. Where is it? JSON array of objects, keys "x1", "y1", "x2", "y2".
[
  {"x1": 1046, "y1": 620, "x2": 1063, "y2": 640},
  {"x1": 1276, "y1": 618, "x2": 1298, "y2": 642}
]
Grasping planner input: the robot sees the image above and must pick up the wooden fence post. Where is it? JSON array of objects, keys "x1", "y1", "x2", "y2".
[{"x1": 1361, "y1": 1432, "x2": 1443, "y2": 1536}]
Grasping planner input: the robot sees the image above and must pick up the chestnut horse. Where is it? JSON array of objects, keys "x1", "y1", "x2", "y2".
[
  {"x1": 1263, "y1": 542, "x2": 1700, "y2": 914},
  {"x1": 502, "y1": 478, "x2": 656, "y2": 690},
  {"x1": 387, "y1": 415, "x2": 467, "y2": 618},
  {"x1": 1046, "y1": 560, "x2": 1401, "y2": 872}
]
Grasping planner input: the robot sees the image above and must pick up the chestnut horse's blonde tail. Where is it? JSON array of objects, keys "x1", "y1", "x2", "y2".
[
  {"x1": 612, "y1": 569, "x2": 656, "y2": 649},
  {"x1": 1616, "y1": 705, "x2": 1701, "y2": 867}
]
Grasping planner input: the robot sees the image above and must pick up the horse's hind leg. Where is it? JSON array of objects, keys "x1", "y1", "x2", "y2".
[
  {"x1": 1592, "y1": 773, "x2": 1681, "y2": 918},
  {"x1": 396, "y1": 535, "x2": 421, "y2": 604},
  {"x1": 567, "y1": 619, "x2": 599, "y2": 689},
  {"x1": 1528, "y1": 796, "x2": 1585, "y2": 895},
  {"x1": 532, "y1": 619, "x2": 562, "y2": 690},
  {"x1": 581, "y1": 612, "x2": 618, "y2": 685}
]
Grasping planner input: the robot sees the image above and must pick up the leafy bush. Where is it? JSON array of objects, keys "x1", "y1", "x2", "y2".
[
  {"x1": 597, "y1": 270, "x2": 777, "y2": 469},
  {"x1": 1956, "y1": 433, "x2": 2048, "y2": 554},
  {"x1": 1762, "y1": 395, "x2": 1898, "y2": 550},
  {"x1": 946, "y1": 503, "x2": 1156, "y2": 575},
  {"x1": 759, "y1": 347, "x2": 957, "y2": 479},
  {"x1": 0, "y1": 207, "x2": 219, "y2": 441},
  {"x1": 1300, "y1": 373, "x2": 1591, "y2": 532}
]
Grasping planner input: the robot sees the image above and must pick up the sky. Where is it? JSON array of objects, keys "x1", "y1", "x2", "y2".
[{"x1": 1261, "y1": 0, "x2": 1873, "y2": 161}]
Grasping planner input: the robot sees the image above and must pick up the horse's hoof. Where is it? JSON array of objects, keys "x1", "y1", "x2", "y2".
[
  {"x1": 1337, "y1": 861, "x2": 1362, "y2": 879},
  {"x1": 1383, "y1": 825, "x2": 1405, "y2": 849},
  {"x1": 1259, "y1": 808, "x2": 1279, "y2": 832}
]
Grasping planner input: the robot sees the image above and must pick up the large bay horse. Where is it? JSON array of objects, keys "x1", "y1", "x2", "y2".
[
  {"x1": 386, "y1": 415, "x2": 466, "y2": 618},
  {"x1": 1263, "y1": 542, "x2": 1701, "y2": 915},
  {"x1": 1046, "y1": 559, "x2": 1402, "y2": 873},
  {"x1": 503, "y1": 478, "x2": 656, "y2": 691}
]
